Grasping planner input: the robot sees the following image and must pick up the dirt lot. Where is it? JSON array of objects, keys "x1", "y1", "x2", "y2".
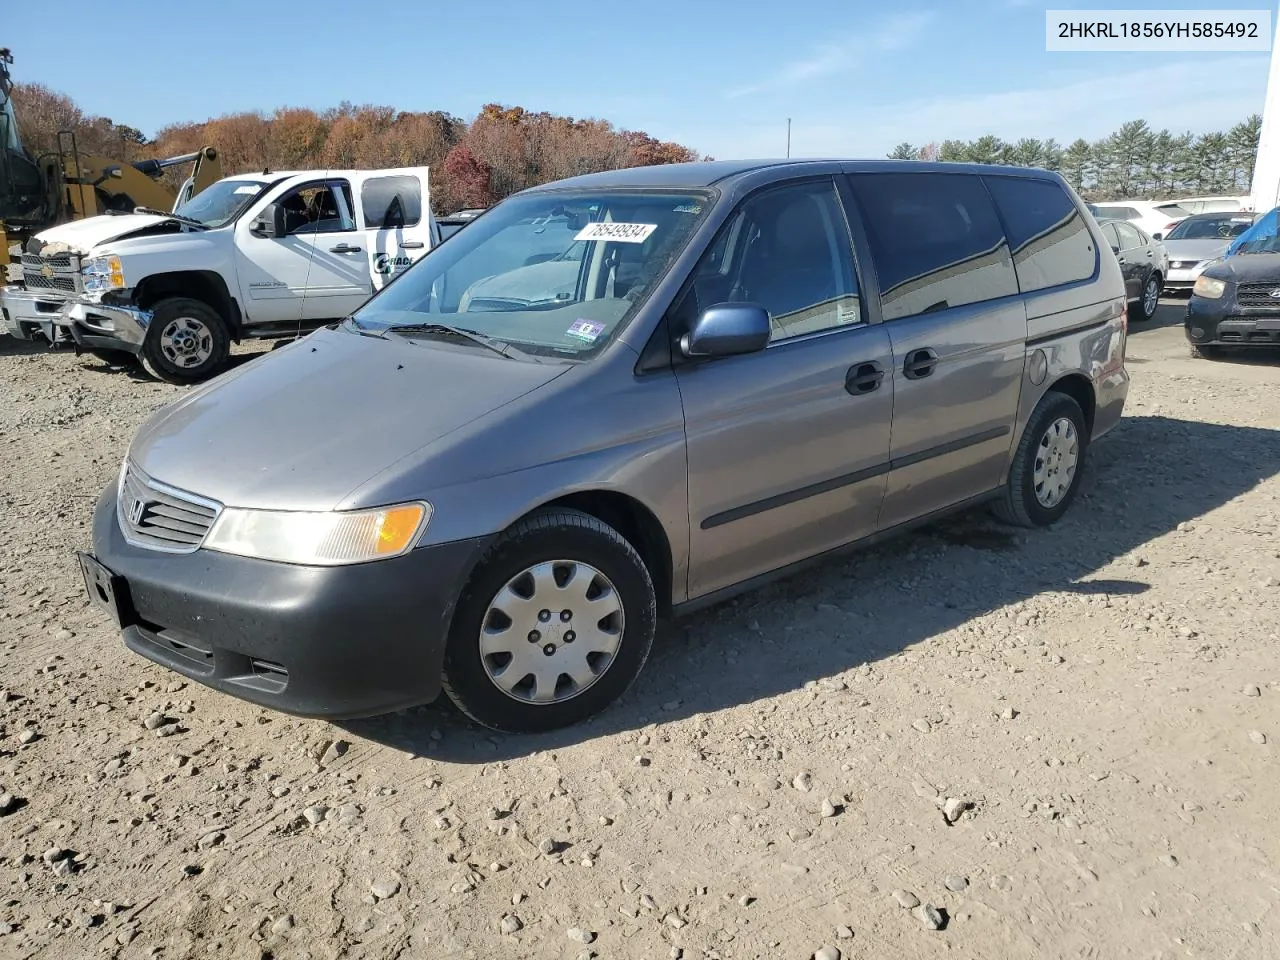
[{"x1": 1, "y1": 302, "x2": 1278, "y2": 960}]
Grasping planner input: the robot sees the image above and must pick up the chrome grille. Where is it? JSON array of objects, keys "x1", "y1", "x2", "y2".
[
  {"x1": 118, "y1": 463, "x2": 221, "y2": 553},
  {"x1": 21, "y1": 251, "x2": 83, "y2": 296}
]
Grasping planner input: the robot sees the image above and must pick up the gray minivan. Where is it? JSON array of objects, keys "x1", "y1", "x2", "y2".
[{"x1": 77, "y1": 160, "x2": 1129, "y2": 732}]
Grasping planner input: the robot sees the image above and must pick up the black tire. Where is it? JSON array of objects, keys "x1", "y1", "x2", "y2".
[
  {"x1": 993, "y1": 391, "x2": 1088, "y2": 528},
  {"x1": 1188, "y1": 342, "x2": 1220, "y2": 360},
  {"x1": 139, "y1": 298, "x2": 230, "y2": 385},
  {"x1": 1133, "y1": 273, "x2": 1161, "y2": 323},
  {"x1": 441, "y1": 508, "x2": 657, "y2": 733}
]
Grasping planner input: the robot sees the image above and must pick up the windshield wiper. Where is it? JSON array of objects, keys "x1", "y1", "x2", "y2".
[
  {"x1": 134, "y1": 206, "x2": 207, "y2": 229},
  {"x1": 379, "y1": 321, "x2": 537, "y2": 360}
]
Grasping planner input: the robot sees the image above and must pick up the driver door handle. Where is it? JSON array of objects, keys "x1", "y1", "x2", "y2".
[
  {"x1": 330, "y1": 243, "x2": 362, "y2": 253},
  {"x1": 903, "y1": 347, "x2": 938, "y2": 380},
  {"x1": 845, "y1": 361, "x2": 884, "y2": 396},
  {"x1": 400, "y1": 240, "x2": 425, "y2": 249}
]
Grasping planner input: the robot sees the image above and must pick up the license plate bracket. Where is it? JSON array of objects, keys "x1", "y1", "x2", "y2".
[{"x1": 76, "y1": 551, "x2": 133, "y2": 630}]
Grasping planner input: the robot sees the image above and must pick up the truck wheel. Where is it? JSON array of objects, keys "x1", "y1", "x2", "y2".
[
  {"x1": 140, "y1": 298, "x2": 230, "y2": 385},
  {"x1": 993, "y1": 391, "x2": 1088, "y2": 528},
  {"x1": 441, "y1": 508, "x2": 657, "y2": 733}
]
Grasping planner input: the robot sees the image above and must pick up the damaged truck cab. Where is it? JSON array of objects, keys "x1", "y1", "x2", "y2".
[{"x1": 2, "y1": 166, "x2": 438, "y2": 383}]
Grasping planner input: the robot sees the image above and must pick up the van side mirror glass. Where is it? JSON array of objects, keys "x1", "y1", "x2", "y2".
[
  {"x1": 251, "y1": 202, "x2": 285, "y2": 238},
  {"x1": 680, "y1": 303, "x2": 771, "y2": 359}
]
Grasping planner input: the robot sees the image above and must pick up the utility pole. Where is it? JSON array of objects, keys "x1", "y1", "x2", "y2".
[{"x1": 786, "y1": 119, "x2": 791, "y2": 158}]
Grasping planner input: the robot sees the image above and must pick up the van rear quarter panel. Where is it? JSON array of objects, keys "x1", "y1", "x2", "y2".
[{"x1": 1016, "y1": 283, "x2": 1128, "y2": 454}]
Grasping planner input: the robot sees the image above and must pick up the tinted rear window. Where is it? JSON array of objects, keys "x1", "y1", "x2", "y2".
[
  {"x1": 984, "y1": 176, "x2": 1096, "y2": 292},
  {"x1": 361, "y1": 175, "x2": 422, "y2": 229},
  {"x1": 846, "y1": 173, "x2": 1017, "y2": 321}
]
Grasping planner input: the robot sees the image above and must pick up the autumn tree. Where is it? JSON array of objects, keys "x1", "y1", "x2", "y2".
[{"x1": 442, "y1": 144, "x2": 493, "y2": 209}]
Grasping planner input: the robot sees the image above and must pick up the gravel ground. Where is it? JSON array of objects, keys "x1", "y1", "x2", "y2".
[{"x1": 1, "y1": 302, "x2": 1278, "y2": 960}]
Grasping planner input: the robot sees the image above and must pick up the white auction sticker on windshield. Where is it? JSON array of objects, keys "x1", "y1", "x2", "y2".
[
  {"x1": 574, "y1": 221, "x2": 657, "y2": 244},
  {"x1": 566, "y1": 319, "x2": 605, "y2": 342},
  {"x1": 233, "y1": 185, "x2": 261, "y2": 194}
]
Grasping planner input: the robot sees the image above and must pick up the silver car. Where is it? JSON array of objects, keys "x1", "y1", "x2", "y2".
[
  {"x1": 77, "y1": 160, "x2": 1129, "y2": 732},
  {"x1": 1162, "y1": 211, "x2": 1258, "y2": 292}
]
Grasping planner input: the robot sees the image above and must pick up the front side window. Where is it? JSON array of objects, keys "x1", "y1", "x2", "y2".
[
  {"x1": 674, "y1": 180, "x2": 861, "y2": 342},
  {"x1": 984, "y1": 176, "x2": 1096, "y2": 293},
  {"x1": 347, "y1": 189, "x2": 712, "y2": 357},
  {"x1": 174, "y1": 178, "x2": 270, "y2": 228},
  {"x1": 847, "y1": 173, "x2": 1017, "y2": 321},
  {"x1": 1101, "y1": 222, "x2": 1121, "y2": 250},
  {"x1": 279, "y1": 181, "x2": 355, "y2": 235},
  {"x1": 362, "y1": 175, "x2": 422, "y2": 229}
]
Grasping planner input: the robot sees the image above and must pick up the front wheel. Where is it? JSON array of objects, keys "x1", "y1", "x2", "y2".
[
  {"x1": 1188, "y1": 342, "x2": 1221, "y2": 360},
  {"x1": 139, "y1": 298, "x2": 230, "y2": 385},
  {"x1": 993, "y1": 391, "x2": 1088, "y2": 528},
  {"x1": 441, "y1": 508, "x2": 657, "y2": 733}
]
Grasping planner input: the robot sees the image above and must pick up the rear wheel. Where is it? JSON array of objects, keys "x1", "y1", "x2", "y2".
[
  {"x1": 441, "y1": 508, "x2": 657, "y2": 733},
  {"x1": 993, "y1": 391, "x2": 1087, "y2": 528},
  {"x1": 1134, "y1": 274, "x2": 1161, "y2": 322},
  {"x1": 139, "y1": 297, "x2": 230, "y2": 385}
]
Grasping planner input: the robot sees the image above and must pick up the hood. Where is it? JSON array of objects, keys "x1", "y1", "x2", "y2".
[
  {"x1": 128, "y1": 326, "x2": 571, "y2": 511},
  {"x1": 1163, "y1": 238, "x2": 1229, "y2": 262},
  {"x1": 1202, "y1": 251, "x2": 1280, "y2": 284},
  {"x1": 33, "y1": 213, "x2": 181, "y2": 255}
]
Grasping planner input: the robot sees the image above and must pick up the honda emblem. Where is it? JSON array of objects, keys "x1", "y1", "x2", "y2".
[
  {"x1": 1270, "y1": 289, "x2": 1280, "y2": 299},
  {"x1": 128, "y1": 498, "x2": 145, "y2": 526}
]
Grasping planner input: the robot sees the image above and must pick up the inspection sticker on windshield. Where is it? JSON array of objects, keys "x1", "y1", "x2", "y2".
[
  {"x1": 574, "y1": 222, "x2": 657, "y2": 244},
  {"x1": 233, "y1": 184, "x2": 260, "y2": 194},
  {"x1": 566, "y1": 320, "x2": 605, "y2": 342}
]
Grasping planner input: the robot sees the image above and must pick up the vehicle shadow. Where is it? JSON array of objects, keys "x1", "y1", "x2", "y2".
[
  {"x1": 0, "y1": 336, "x2": 51, "y2": 358},
  {"x1": 341, "y1": 414, "x2": 1280, "y2": 762}
]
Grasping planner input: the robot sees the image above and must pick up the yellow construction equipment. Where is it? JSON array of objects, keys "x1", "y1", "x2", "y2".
[{"x1": 1, "y1": 47, "x2": 221, "y2": 270}]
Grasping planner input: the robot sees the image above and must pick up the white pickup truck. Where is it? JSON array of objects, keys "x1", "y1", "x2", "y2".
[{"x1": 1, "y1": 166, "x2": 438, "y2": 382}]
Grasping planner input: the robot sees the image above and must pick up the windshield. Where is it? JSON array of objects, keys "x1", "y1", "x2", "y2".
[
  {"x1": 348, "y1": 189, "x2": 713, "y2": 357},
  {"x1": 1227, "y1": 206, "x2": 1280, "y2": 255},
  {"x1": 173, "y1": 178, "x2": 269, "y2": 227},
  {"x1": 1164, "y1": 215, "x2": 1255, "y2": 241}
]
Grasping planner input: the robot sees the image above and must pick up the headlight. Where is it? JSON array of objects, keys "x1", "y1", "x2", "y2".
[
  {"x1": 203, "y1": 501, "x2": 431, "y2": 565},
  {"x1": 82, "y1": 255, "x2": 126, "y2": 294},
  {"x1": 1191, "y1": 275, "x2": 1226, "y2": 299}
]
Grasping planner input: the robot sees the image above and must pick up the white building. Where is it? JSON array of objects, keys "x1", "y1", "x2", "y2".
[{"x1": 1250, "y1": 7, "x2": 1280, "y2": 212}]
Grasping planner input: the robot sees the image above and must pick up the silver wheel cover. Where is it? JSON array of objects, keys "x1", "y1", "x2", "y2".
[
  {"x1": 479, "y1": 560, "x2": 624, "y2": 704},
  {"x1": 1033, "y1": 416, "x2": 1079, "y2": 509}
]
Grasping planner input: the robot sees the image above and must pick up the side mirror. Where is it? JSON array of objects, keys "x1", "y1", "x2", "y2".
[
  {"x1": 1152, "y1": 232, "x2": 1163, "y2": 241},
  {"x1": 680, "y1": 303, "x2": 771, "y2": 359},
  {"x1": 251, "y1": 202, "x2": 287, "y2": 238},
  {"x1": 1110, "y1": 244, "x2": 1120, "y2": 255}
]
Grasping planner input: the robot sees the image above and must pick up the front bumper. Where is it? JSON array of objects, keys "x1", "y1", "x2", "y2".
[
  {"x1": 86, "y1": 484, "x2": 491, "y2": 718},
  {"x1": 1, "y1": 286, "x2": 65, "y2": 341},
  {"x1": 1185, "y1": 290, "x2": 1280, "y2": 347},
  {"x1": 55, "y1": 297, "x2": 153, "y2": 354},
  {"x1": 1165, "y1": 264, "x2": 1207, "y2": 290}
]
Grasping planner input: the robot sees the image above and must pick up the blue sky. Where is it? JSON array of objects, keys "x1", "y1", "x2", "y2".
[{"x1": 7, "y1": 0, "x2": 1273, "y2": 160}]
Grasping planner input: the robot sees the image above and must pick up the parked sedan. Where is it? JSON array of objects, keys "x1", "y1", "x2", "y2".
[
  {"x1": 1098, "y1": 218, "x2": 1168, "y2": 321},
  {"x1": 1162, "y1": 212, "x2": 1257, "y2": 292}
]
